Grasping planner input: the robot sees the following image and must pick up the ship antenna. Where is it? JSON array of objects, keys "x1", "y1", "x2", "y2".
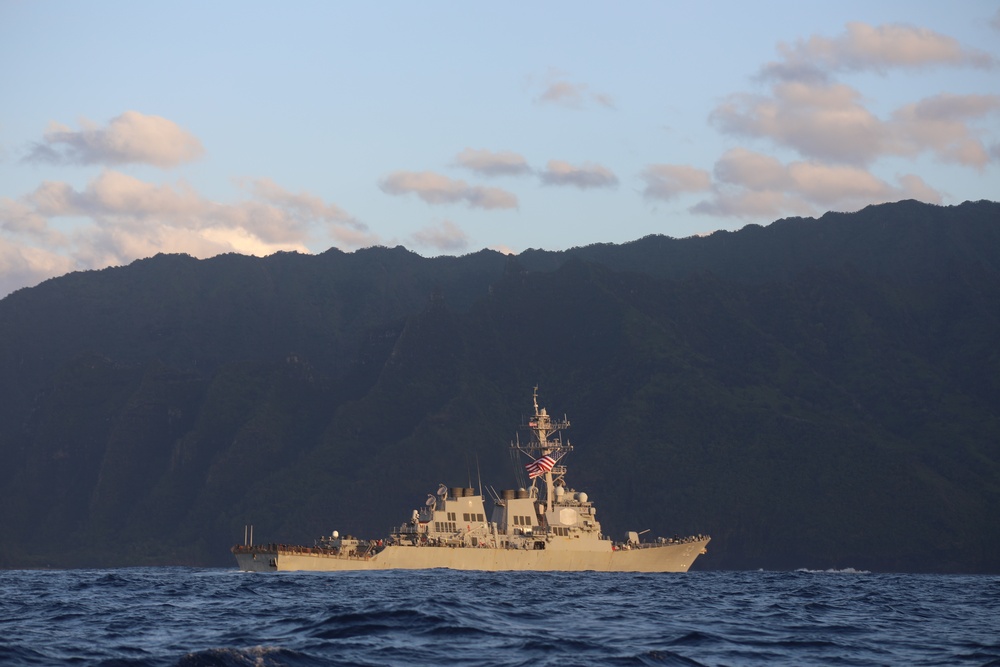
[{"x1": 476, "y1": 454, "x2": 483, "y2": 496}]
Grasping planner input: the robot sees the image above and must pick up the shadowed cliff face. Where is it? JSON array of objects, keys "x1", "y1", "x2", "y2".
[{"x1": 0, "y1": 200, "x2": 998, "y2": 572}]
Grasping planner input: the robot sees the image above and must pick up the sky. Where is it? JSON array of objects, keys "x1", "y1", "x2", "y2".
[{"x1": 1, "y1": 2, "x2": 999, "y2": 297}]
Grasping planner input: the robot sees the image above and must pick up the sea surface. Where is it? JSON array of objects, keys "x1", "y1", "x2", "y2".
[{"x1": 0, "y1": 567, "x2": 997, "y2": 666}]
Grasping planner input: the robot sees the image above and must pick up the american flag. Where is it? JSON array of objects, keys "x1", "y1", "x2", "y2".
[{"x1": 525, "y1": 455, "x2": 556, "y2": 479}]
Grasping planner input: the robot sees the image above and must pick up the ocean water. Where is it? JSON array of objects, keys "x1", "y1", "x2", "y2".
[{"x1": 0, "y1": 568, "x2": 997, "y2": 666}]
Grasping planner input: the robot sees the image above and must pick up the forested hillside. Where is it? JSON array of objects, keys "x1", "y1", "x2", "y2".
[{"x1": 1, "y1": 200, "x2": 997, "y2": 572}]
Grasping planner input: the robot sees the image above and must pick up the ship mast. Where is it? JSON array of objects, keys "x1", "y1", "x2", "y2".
[{"x1": 516, "y1": 387, "x2": 571, "y2": 513}]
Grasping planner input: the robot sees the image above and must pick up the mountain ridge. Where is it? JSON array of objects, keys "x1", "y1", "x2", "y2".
[{"x1": 1, "y1": 199, "x2": 997, "y2": 572}]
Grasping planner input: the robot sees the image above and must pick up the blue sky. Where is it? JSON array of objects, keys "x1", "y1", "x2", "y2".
[{"x1": 1, "y1": 1, "x2": 998, "y2": 296}]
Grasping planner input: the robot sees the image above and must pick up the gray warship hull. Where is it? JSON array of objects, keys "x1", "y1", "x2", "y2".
[{"x1": 234, "y1": 538, "x2": 709, "y2": 573}]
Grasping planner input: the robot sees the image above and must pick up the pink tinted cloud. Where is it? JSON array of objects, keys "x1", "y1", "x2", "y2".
[
  {"x1": 379, "y1": 170, "x2": 518, "y2": 209},
  {"x1": 713, "y1": 148, "x2": 789, "y2": 190},
  {"x1": 712, "y1": 84, "x2": 999, "y2": 168},
  {"x1": 0, "y1": 196, "x2": 65, "y2": 243},
  {"x1": 410, "y1": 220, "x2": 469, "y2": 252},
  {"x1": 890, "y1": 94, "x2": 1000, "y2": 168},
  {"x1": 454, "y1": 148, "x2": 532, "y2": 177},
  {"x1": 534, "y1": 72, "x2": 615, "y2": 109},
  {"x1": 640, "y1": 164, "x2": 712, "y2": 201},
  {"x1": 1, "y1": 171, "x2": 375, "y2": 290},
  {"x1": 711, "y1": 81, "x2": 885, "y2": 165},
  {"x1": 539, "y1": 160, "x2": 618, "y2": 189},
  {"x1": 692, "y1": 148, "x2": 943, "y2": 218},
  {"x1": 538, "y1": 80, "x2": 588, "y2": 108},
  {"x1": 692, "y1": 190, "x2": 810, "y2": 218},
  {"x1": 762, "y1": 21, "x2": 995, "y2": 81},
  {"x1": 24, "y1": 111, "x2": 204, "y2": 168},
  {"x1": 727, "y1": 22, "x2": 999, "y2": 168},
  {"x1": 0, "y1": 238, "x2": 77, "y2": 297}
]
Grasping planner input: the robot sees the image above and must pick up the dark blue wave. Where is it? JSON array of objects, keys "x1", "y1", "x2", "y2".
[{"x1": 0, "y1": 569, "x2": 997, "y2": 666}]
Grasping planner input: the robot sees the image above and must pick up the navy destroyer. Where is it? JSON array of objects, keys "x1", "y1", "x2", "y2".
[{"x1": 233, "y1": 390, "x2": 709, "y2": 572}]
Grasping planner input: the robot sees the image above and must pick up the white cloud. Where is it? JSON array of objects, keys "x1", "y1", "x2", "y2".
[
  {"x1": 409, "y1": 220, "x2": 469, "y2": 252},
  {"x1": 0, "y1": 171, "x2": 376, "y2": 296},
  {"x1": 539, "y1": 160, "x2": 618, "y2": 189},
  {"x1": 640, "y1": 164, "x2": 712, "y2": 201},
  {"x1": 454, "y1": 148, "x2": 532, "y2": 177},
  {"x1": 0, "y1": 237, "x2": 77, "y2": 297},
  {"x1": 379, "y1": 170, "x2": 518, "y2": 209},
  {"x1": 24, "y1": 111, "x2": 204, "y2": 168}
]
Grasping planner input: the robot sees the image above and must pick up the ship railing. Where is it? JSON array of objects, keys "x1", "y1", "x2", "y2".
[
  {"x1": 616, "y1": 534, "x2": 710, "y2": 550},
  {"x1": 234, "y1": 541, "x2": 389, "y2": 560}
]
